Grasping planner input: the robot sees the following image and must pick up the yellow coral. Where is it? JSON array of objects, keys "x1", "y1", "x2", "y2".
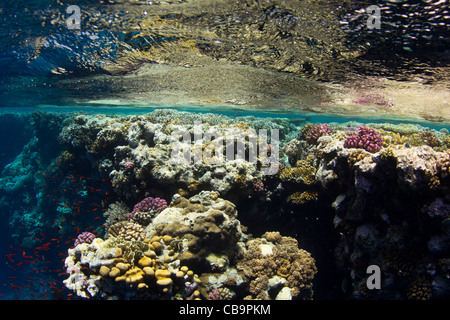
[{"x1": 379, "y1": 147, "x2": 395, "y2": 161}]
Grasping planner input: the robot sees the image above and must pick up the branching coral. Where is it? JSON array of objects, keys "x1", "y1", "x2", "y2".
[
  {"x1": 418, "y1": 131, "x2": 441, "y2": 148},
  {"x1": 347, "y1": 149, "x2": 370, "y2": 167},
  {"x1": 103, "y1": 201, "x2": 130, "y2": 230}
]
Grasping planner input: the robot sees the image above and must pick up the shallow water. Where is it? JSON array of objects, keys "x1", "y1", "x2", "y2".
[{"x1": 0, "y1": 0, "x2": 449, "y2": 301}]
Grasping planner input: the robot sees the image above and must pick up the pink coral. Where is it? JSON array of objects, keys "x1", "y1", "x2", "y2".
[
  {"x1": 129, "y1": 196, "x2": 168, "y2": 219},
  {"x1": 74, "y1": 231, "x2": 95, "y2": 246},
  {"x1": 344, "y1": 126, "x2": 384, "y2": 153},
  {"x1": 123, "y1": 161, "x2": 135, "y2": 170},
  {"x1": 306, "y1": 124, "x2": 333, "y2": 144}
]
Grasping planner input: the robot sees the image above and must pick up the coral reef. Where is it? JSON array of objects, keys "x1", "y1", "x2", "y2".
[
  {"x1": 63, "y1": 236, "x2": 202, "y2": 299},
  {"x1": 58, "y1": 111, "x2": 286, "y2": 200},
  {"x1": 281, "y1": 120, "x2": 450, "y2": 299}
]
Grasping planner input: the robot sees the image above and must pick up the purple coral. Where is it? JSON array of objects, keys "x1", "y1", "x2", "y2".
[
  {"x1": 306, "y1": 123, "x2": 333, "y2": 144},
  {"x1": 123, "y1": 161, "x2": 135, "y2": 170},
  {"x1": 74, "y1": 231, "x2": 95, "y2": 247},
  {"x1": 344, "y1": 126, "x2": 384, "y2": 153},
  {"x1": 129, "y1": 196, "x2": 168, "y2": 219},
  {"x1": 209, "y1": 289, "x2": 221, "y2": 300}
]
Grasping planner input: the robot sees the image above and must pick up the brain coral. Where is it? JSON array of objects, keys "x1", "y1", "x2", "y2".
[{"x1": 236, "y1": 232, "x2": 317, "y2": 300}]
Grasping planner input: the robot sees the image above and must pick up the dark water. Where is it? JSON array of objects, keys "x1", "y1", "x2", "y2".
[{"x1": 0, "y1": 0, "x2": 449, "y2": 301}]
